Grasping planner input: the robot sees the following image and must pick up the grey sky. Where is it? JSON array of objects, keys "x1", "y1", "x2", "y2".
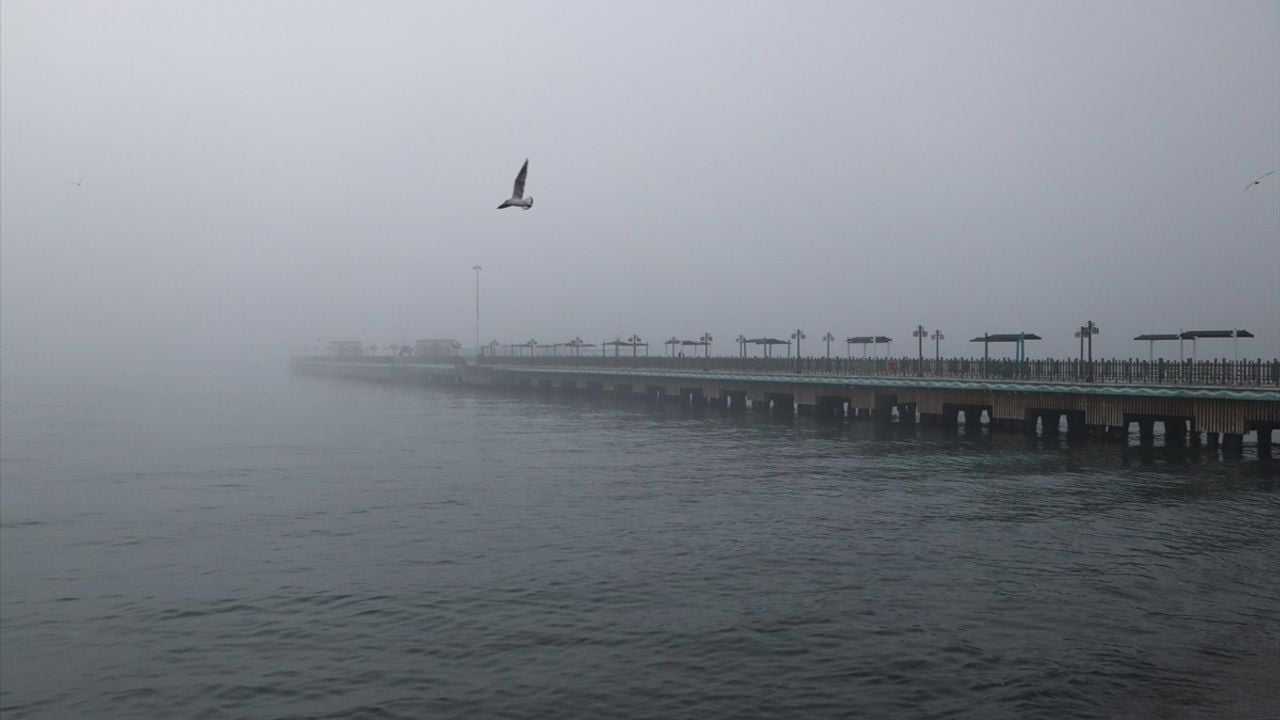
[{"x1": 3, "y1": 1, "x2": 1277, "y2": 380}]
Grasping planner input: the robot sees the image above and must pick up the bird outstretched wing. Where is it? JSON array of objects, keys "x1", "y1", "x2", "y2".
[
  {"x1": 1244, "y1": 169, "x2": 1276, "y2": 192},
  {"x1": 512, "y1": 159, "x2": 528, "y2": 199}
]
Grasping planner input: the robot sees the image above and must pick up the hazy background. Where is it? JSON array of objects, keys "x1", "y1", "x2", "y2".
[{"x1": 3, "y1": 1, "x2": 1278, "y2": 387}]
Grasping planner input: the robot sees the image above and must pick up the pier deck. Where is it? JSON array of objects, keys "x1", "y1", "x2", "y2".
[{"x1": 291, "y1": 356, "x2": 1280, "y2": 449}]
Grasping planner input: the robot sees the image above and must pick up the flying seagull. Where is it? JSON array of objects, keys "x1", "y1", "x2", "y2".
[
  {"x1": 1244, "y1": 170, "x2": 1276, "y2": 192},
  {"x1": 65, "y1": 177, "x2": 83, "y2": 187},
  {"x1": 497, "y1": 159, "x2": 532, "y2": 210}
]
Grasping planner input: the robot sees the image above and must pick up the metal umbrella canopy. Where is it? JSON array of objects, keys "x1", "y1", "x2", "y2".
[
  {"x1": 1178, "y1": 330, "x2": 1253, "y2": 362},
  {"x1": 969, "y1": 332, "x2": 1042, "y2": 363},
  {"x1": 1134, "y1": 333, "x2": 1180, "y2": 362},
  {"x1": 746, "y1": 337, "x2": 790, "y2": 358},
  {"x1": 846, "y1": 336, "x2": 893, "y2": 359}
]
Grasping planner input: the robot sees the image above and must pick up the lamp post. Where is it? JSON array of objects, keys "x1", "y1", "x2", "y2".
[
  {"x1": 700, "y1": 332, "x2": 713, "y2": 359},
  {"x1": 930, "y1": 330, "x2": 944, "y2": 362},
  {"x1": 791, "y1": 329, "x2": 805, "y2": 372},
  {"x1": 628, "y1": 334, "x2": 642, "y2": 358},
  {"x1": 822, "y1": 332, "x2": 834, "y2": 359},
  {"x1": 735, "y1": 334, "x2": 747, "y2": 358},
  {"x1": 1075, "y1": 325, "x2": 1085, "y2": 379},
  {"x1": 1086, "y1": 321, "x2": 1098, "y2": 381},
  {"x1": 982, "y1": 332, "x2": 990, "y2": 378},
  {"x1": 472, "y1": 265, "x2": 482, "y2": 352},
  {"x1": 1075, "y1": 321, "x2": 1099, "y2": 381},
  {"x1": 667, "y1": 335, "x2": 680, "y2": 358},
  {"x1": 912, "y1": 325, "x2": 927, "y2": 376}
]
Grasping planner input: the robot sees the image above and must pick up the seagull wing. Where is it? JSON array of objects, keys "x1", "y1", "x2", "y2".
[
  {"x1": 1245, "y1": 169, "x2": 1277, "y2": 191},
  {"x1": 512, "y1": 159, "x2": 528, "y2": 199}
]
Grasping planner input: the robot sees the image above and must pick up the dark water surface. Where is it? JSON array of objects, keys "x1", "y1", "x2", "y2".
[{"x1": 2, "y1": 371, "x2": 1277, "y2": 719}]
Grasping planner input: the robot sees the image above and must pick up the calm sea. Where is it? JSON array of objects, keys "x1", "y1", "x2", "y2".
[{"x1": 1, "y1": 368, "x2": 1277, "y2": 719}]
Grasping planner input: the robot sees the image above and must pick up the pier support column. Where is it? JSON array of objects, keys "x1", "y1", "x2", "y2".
[
  {"x1": 1257, "y1": 427, "x2": 1273, "y2": 456},
  {"x1": 1064, "y1": 411, "x2": 1087, "y2": 437},
  {"x1": 897, "y1": 403, "x2": 917, "y2": 424},
  {"x1": 766, "y1": 394, "x2": 794, "y2": 416},
  {"x1": 1138, "y1": 418, "x2": 1155, "y2": 445},
  {"x1": 960, "y1": 407, "x2": 985, "y2": 431},
  {"x1": 872, "y1": 394, "x2": 898, "y2": 424},
  {"x1": 1223, "y1": 433, "x2": 1244, "y2": 456},
  {"x1": 678, "y1": 388, "x2": 705, "y2": 407},
  {"x1": 1205, "y1": 432, "x2": 1220, "y2": 449},
  {"x1": 816, "y1": 397, "x2": 847, "y2": 419},
  {"x1": 724, "y1": 391, "x2": 748, "y2": 414},
  {"x1": 1163, "y1": 418, "x2": 1188, "y2": 445},
  {"x1": 1023, "y1": 410, "x2": 1040, "y2": 435}
]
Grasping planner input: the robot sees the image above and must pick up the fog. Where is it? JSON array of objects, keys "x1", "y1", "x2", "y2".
[{"x1": 3, "y1": 1, "x2": 1278, "y2": 387}]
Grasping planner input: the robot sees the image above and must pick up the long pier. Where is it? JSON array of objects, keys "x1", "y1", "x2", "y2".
[{"x1": 290, "y1": 356, "x2": 1280, "y2": 451}]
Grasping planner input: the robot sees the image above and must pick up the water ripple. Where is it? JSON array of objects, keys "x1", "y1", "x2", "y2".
[{"x1": 1, "y1": 377, "x2": 1276, "y2": 719}]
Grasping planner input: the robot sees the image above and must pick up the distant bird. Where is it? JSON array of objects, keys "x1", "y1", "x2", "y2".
[
  {"x1": 1243, "y1": 170, "x2": 1276, "y2": 192},
  {"x1": 65, "y1": 177, "x2": 83, "y2": 187},
  {"x1": 496, "y1": 159, "x2": 532, "y2": 210}
]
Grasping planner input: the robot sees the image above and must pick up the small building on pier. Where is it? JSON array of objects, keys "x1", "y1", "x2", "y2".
[
  {"x1": 415, "y1": 339, "x2": 462, "y2": 359},
  {"x1": 327, "y1": 340, "x2": 365, "y2": 357}
]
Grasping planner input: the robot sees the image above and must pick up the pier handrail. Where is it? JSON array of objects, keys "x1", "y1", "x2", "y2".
[{"x1": 468, "y1": 355, "x2": 1280, "y2": 387}]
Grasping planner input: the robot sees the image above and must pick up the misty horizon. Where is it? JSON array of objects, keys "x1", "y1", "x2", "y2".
[
  {"x1": 3, "y1": 1, "x2": 1278, "y2": 384},
  {"x1": 3, "y1": 5, "x2": 1279, "y2": 716}
]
